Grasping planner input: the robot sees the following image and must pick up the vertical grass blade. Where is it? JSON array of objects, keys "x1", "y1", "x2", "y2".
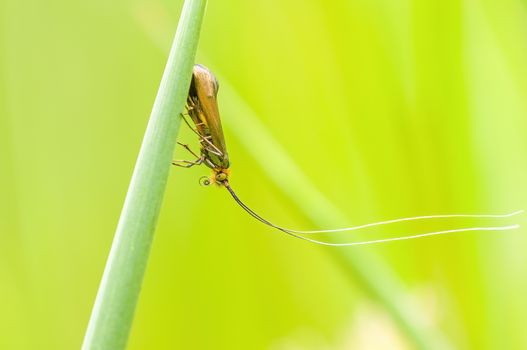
[{"x1": 82, "y1": 1, "x2": 207, "y2": 349}]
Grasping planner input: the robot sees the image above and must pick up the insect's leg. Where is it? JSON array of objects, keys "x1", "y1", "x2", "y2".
[
  {"x1": 172, "y1": 137, "x2": 203, "y2": 168},
  {"x1": 179, "y1": 109, "x2": 223, "y2": 157},
  {"x1": 204, "y1": 157, "x2": 217, "y2": 168},
  {"x1": 199, "y1": 136, "x2": 223, "y2": 157},
  {"x1": 171, "y1": 156, "x2": 204, "y2": 168},
  {"x1": 181, "y1": 114, "x2": 223, "y2": 157},
  {"x1": 176, "y1": 141, "x2": 200, "y2": 158},
  {"x1": 180, "y1": 113, "x2": 200, "y2": 133}
]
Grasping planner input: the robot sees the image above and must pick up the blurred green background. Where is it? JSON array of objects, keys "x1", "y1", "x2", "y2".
[{"x1": 1, "y1": 0, "x2": 527, "y2": 349}]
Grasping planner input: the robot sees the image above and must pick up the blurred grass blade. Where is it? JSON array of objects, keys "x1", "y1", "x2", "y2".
[
  {"x1": 82, "y1": 1, "x2": 207, "y2": 349},
  {"x1": 134, "y1": 4, "x2": 446, "y2": 348},
  {"x1": 218, "y1": 78, "x2": 450, "y2": 350}
]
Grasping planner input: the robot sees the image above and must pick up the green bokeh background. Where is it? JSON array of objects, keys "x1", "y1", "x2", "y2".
[{"x1": 1, "y1": 0, "x2": 526, "y2": 349}]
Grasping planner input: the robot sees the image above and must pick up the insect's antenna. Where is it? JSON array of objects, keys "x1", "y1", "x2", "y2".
[
  {"x1": 277, "y1": 210, "x2": 524, "y2": 234},
  {"x1": 222, "y1": 181, "x2": 522, "y2": 246},
  {"x1": 223, "y1": 181, "x2": 324, "y2": 244},
  {"x1": 224, "y1": 182, "x2": 295, "y2": 230}
]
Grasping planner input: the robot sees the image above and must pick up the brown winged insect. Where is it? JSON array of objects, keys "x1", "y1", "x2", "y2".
[{"x1": 172, "y1": 64, "x2": 522, "y2": 246}]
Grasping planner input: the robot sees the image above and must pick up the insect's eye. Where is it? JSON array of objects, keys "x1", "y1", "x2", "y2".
[{"x1": 215, "y1": 172, "x2": 227, "y2": 182}]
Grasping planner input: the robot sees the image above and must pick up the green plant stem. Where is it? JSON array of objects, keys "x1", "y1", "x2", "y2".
[
  {"x1": 82, "y1": 1, "x2": 207, "y2": 349},
  {"x1": 218, "y1": 79, "x2": 451, "y2": 350}
]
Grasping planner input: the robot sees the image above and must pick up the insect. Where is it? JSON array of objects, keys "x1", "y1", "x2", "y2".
[
  {"x1": 172, "y1": 64, "x2": 230, "y2": 186},
  {"x1": 173, "y1": 64, "x2": 522, "y2": 246}
]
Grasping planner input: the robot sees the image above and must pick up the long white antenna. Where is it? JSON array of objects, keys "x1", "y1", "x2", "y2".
[
  {"x1": 224, "y1": 181, "x2": 522, "y2": 246},
  {"x1": 280, "y1": 210, "x2": 524, "y2": 234},
  {"x1": 279, "y1": 225, "x2": 520, "y2": 247}
]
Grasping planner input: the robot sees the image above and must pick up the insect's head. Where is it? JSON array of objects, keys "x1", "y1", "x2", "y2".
[{"x1": 199, "y1": 168, "x2": 230, "y2": 187}]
